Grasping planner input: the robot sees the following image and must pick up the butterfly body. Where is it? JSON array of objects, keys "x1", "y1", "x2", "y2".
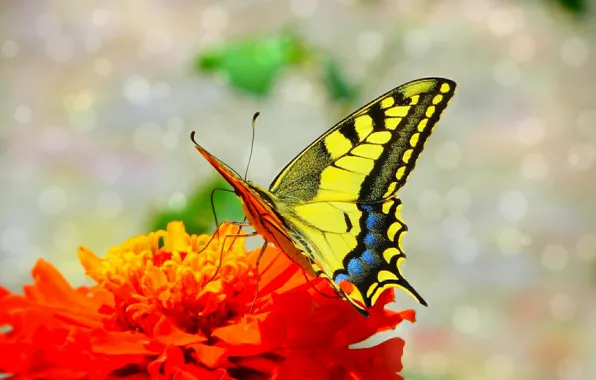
[
  {"x1": 194, "y1": 147, "x2": 318, "y2": 276},
  {"x1": 193, "y1": 78, "x2": 457, "y2": 316}
]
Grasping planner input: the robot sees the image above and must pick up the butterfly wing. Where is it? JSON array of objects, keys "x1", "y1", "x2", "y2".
[
  {"x1": 288, "y1": 198, "x2": 423, "y2": 313},
  {"x1": 270, "y1": 78, "x2": 456, "y2": 203},
  {"x1": 270, "y1": 78, "x2": 457, "y2": 311}
]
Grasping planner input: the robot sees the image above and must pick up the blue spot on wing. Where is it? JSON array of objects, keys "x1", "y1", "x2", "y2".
[
  {"x1": 365, "y1": 212, "x2": 382, "y2": 230},
  {"x1": 334, "y1": 273, "x2": 350, "y2": 284},
  {"x1": 360, "y1": 204, "x2": 375, "y2": 212},
  {"x1": 363, "y1": 232, "x2": 380, "y2": 247},
  {"x1": 347, "y1": 257, "x2": 365, "y2": 277},
  {"x1": 361, "y1": 249, "x2": 376, "y2": 265}
]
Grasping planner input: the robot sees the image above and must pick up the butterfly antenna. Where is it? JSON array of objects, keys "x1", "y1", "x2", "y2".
[
  {"x1": 190, "y1": 131, "x2": 199, "y2": 146},
  {"x1": 243, "y1": 112, "x2": 260, "y2": 181}
]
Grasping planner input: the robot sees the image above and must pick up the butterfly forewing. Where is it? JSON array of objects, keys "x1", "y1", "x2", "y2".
[{"x1": 269, "y1": 78, "x2": 456, "y2": 204}]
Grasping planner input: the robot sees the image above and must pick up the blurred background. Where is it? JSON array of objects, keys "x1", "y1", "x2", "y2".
[{"x1": 1, "y1": 0, "x2": 595, "y2": 379}]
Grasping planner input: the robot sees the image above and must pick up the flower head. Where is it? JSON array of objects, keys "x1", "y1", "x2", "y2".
[
  {"x1": 0, "y1": 221, "x2": 415, "y2": 379},
  {"x1": 78, "y1": 222, "x2": 259, "y2": 337}
]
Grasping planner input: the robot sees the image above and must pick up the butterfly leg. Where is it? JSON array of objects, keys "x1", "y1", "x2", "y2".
[
  {"x1": 204, "y1": 230, "x2": 258, "y2": 285},
  {"x1": 249, "y1": 240, "x2": 269, "y2": 315},
  {"x1": 197, "y1": 220, "x2": 251, "y2": 256},
  {"x1": 209, "y1": 186, "x2": 241, "y2": 228},
  {"x1": 226, "y1": 221, "x2": 250, "y2": 226}
]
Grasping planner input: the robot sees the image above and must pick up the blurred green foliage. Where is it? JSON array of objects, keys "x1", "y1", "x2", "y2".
[
  {"x1": 195, "y1": 31, "x2": 357, "y2": 102},
  {"x1": 322, "y1": 57, "x2": 357, "y2": 102},
  {"x1": 554, "y1": 0, "x2": 588, "y2": 15},
  {"x1": 150, "y1": 177, "x2": 244, "y2": 235},
  {"x1": 196, "y1": 33, "x2": 306, "y2": 96}
]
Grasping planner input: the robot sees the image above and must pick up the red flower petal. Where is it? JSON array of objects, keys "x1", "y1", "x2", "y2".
[
  {"x1": 188, "y1": 343, "x2": 228, "y2": 369},
  {"x1": 344, "y1": 337, "x2": 406, "y2": 373},
  {"x1": 272, "y1": 352, "x2": 329, "y2": 380},
  {"x1": 230, "y1": 355, "x2": 279, "y2": 376},
  {"x1": 251, "y1": 248, "x2": 306, "y2": 297},
  {"x1": 153, "y1": 317, "x2": 207, "y2": 346},
  {"x1": 212, "y1": 313, "x2": 285, "y2": 356},
  {"x1": 89, "y1": 328, "x2": 154, "y2": 356}
]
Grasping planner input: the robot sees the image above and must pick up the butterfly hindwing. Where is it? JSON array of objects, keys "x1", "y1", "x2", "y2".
[
  {"x1": 269, "y1": 78, "x2": 456, "y2": 204},
  {"x1": 342, "y1": 198, "x2": 426, "y2": 308},
  {"x1": 287, "y1": 197, "x2": 425, "y2": 312}
]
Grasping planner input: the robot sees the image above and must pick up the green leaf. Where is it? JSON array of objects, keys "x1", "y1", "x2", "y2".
[
  {"x1": 322, "y1": 57, "x2": 357, "y2": 102},
  {"x1": 150, "y1": 177, "x2": 244, "y2": 235},
  {"x1": 196, "y1": 33, "x2": 306, "y2": 96},
  {"x1": 554, "y1": 0, "x2": 587, "y2": 16}
]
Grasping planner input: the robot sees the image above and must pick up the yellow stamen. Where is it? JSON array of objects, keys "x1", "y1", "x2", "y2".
[{"x1": 78, "y1": 222, "x2": 256, "y2": 335}]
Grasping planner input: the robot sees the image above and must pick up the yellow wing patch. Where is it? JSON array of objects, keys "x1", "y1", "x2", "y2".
[
  {"x1": 352, "y1": 144, "x2": 383, "y2": 160},
  {"x1": 386, "y1": 105, "x2": 411, "y2": 117},
  {"x1": 324, "y1": 131, "x2": 352, "y2": 160},
  {"x1": 335, "y1": 155, "x2": 375, "y2": 175},
  {"x1": 355, "y1": 115, "x2": 374, "y2": 139}
]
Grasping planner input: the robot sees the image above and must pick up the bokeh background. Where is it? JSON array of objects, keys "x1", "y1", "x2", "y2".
[{"x1": 1, "y1": 0, "x2": 595, "y2": 379}]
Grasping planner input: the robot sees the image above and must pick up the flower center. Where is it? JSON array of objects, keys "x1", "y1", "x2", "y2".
[{"x1": 78, "y1": 222, "x2": 257, "y2": 336}]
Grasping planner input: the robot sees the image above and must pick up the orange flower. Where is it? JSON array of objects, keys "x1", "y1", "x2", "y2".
[{"x1": 0, "y1": 222, "x2": 415, "y2": 379}]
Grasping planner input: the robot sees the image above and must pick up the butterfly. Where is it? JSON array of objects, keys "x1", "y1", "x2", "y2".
[{"x1": 191, "y1": 77, "x2": 456, "y2": 316}]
